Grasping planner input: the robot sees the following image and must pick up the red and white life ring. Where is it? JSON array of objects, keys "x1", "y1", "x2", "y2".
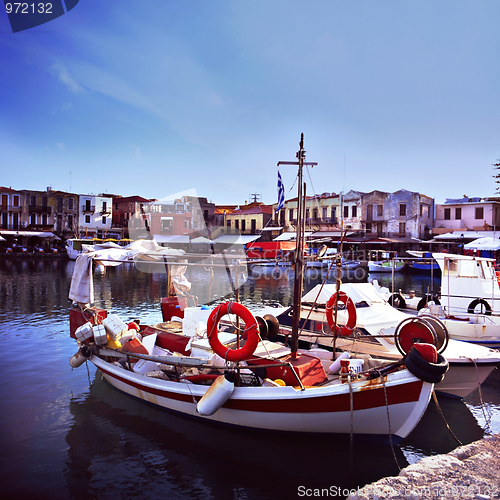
[
  {"x1": 325, "y1": 291, "x2": 357, "y2": 336},
  {"x1": 207, "y1": 302, "x2": 260, "y2": 362}
]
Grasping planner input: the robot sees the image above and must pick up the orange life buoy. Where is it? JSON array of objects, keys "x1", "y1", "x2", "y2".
[
  {"x1": 207, "y1": 302, "x2": 260, "y2": 362},
  {"x1": 325, "y1": 291, "x2": 357, "y2": 336}
]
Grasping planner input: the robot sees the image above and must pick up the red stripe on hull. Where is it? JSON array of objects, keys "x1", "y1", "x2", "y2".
[{"x1": 98, "y1": 364, "x2": 424, "y2": 414}]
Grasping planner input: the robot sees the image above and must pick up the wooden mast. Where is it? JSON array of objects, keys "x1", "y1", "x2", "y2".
[{"x1": 277, "y1": 134, "x2": 317, "y2": 357}]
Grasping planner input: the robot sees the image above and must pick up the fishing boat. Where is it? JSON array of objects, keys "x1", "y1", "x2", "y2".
[
  {"x1": 275, "y1": 282, "x2": 500, "y2": 398},
  {"x1": 68, "y1": 136, "x2": 436, "y2": 440},
  {"x1": 368, "y1": 260, "x2": 405, "y2": 273}
]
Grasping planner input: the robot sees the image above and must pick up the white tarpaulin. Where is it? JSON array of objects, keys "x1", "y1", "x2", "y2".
[{"x1": 464, "y1": 237, "x2": 500, "y2": 251}]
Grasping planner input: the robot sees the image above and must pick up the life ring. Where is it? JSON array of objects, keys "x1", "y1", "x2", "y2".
[
  {"x1": 325, "y1": 291, "x2": 357, "y2": 336},
  {"x1": 467, "y1": 298, "x2": 492, "y2": 316},
  {"x1": 417, "y1": 294, "x2": 440, "y2": 311},
  {"x1": 207, "y1": 302, "x2": 260, "y2": 362},
  {"x1": 388, "y1": 293, "x2": 406, "y2": 309},
  {"x1": 405, "y1": 347, "x2": 449, "y2": 384}
]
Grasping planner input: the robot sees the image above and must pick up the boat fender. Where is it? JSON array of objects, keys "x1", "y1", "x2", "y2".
[
  {"x1": 467, "y1": 298, "x2": 492, "y2": 316},
  {"x1": 325, "y1": 291, "x2": 357, "y2": 336},
  {"x1": 127, "y1": 321, "x2": 140, "y2": 331},
  {"x1": 388, "y1": 293, "x2": 406, "y2": 309},
  {"x1": 417, "y1": 294, "x2": 440, "y2": 311},
  {"x1": 69, "y1": 345, "x2": 91, "y2": 368},
  {"x1": 207, "y1": 302, "x2": 260, "y2": 362},
  {"x1": 328, "y1": 352, "x2": 350, "y2": 374},
  {"x1": 196, "y1": 371, "x2": 235, "y2": 416},
  {"x1": 405, "y1": 346, "x2": 449, "y2": 384}
]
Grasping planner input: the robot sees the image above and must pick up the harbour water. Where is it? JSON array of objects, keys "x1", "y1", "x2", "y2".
[{"x1": 1, "y1": 257, "x2": 499, "y2": 499}]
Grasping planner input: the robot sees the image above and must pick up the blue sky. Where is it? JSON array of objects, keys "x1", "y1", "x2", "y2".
[{"x1": 1, "y1": 0, "x2": 499, "y2": 205}]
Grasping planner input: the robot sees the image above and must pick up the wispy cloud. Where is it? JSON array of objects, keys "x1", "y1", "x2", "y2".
[
  {"x1": 57, "y1": 142, "x2": 65, "y2": 150},
  {"x1": 51, "y1": 62, "x2": 86, "y2": 94}
]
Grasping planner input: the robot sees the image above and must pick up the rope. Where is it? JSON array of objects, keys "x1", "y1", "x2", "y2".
[
  {"x1": 469, "y1": 358, "x2": 493, "y2": 434},
  {"x1": 381, "y1": 373, "x2": 401, "y2": 472},
  {"x1": 348, "y1": 374, "x2": 354, "y2": 487},
  {"x1": 432, "y1": 390, "x2": 462, "y2": 445}
]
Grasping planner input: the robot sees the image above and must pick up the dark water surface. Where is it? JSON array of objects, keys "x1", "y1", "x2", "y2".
[{"x1": 0, "y1": 257, "x2": 499, "y2": 500}]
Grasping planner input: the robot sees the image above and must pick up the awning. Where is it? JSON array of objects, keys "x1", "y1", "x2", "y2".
[
  {"x1": 464, "y1": 237, "x2": 500, "y2": 251},
  {"x1": 260, "y1": 227, "x2": 282, "y2": 231},
  {"x1": 153, "y1": 234, "x2": 190, "y2": 244},
  {"x1": 0, "y1": 230, "x2": 57, "y2": 238},
  {"x1": 213, "y1": 234, "x2": 261, "y2": 244},
  {"x1": 273, "y1": 232, "x2": 313, "y2": 241},
  {"x1": 191, "y1": 236, "x2": 212, "y2": 244},
  {"x1": 161, "y1": 217, "x2": 174, "y2": 220}
]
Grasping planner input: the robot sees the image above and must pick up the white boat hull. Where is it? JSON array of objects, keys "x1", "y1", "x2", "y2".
[{"x1": 91, "y1": 354, "x2": 432, "y2": 439}]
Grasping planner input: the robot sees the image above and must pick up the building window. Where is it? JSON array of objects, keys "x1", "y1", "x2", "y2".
[
  {"x1": 475, "y1": 207, "x2": 484, "y2": 219},
  {"x1": 42, "y1": 213, "x2": 48, "y2": 225},
  {"x1": 102, "y1": 201, "x2": 107, "y2": 213},
  {"x1": 67, "y1": 215, "x2": 73, "y2": 229},
  {"x1": 101, "y1": 216, "x2": 106, "y2": 225},
  {"x1": 235, "y1": 220, "x2": 239, "y2": 230},
  {"x1": 322, "y1": 207, "x2": 327, "y2": 220},
  {"x1": 30, "y1": 213, "x2": 36, "y2": 226},
  {"x1": 57, "y1": 197, "x2": 63, "y2": 212},
  {"x1": 68, "y1": 198, "x2": 74, "y2": 210},
  {"x1": 85, "y1": 215, "x2": 91, "y2": 224},
  {"x1": 377, "y1": 204, "x2": 383, "y2": 217},
  {"x1": 241, "y1": 220, "x2": 246, "y2": 232},
  {"x1": 400, "y1": 204, "x2": 406, "y2": 216},
  {"x1": 455, "y1": 207, "x2": 462, "y2": 220},
  {"x1": 366, "y1": 222, "x2": 372, "y2": 233},
  {"x1": 344, "y1": 205, "x2": 349, "y2": 218},
  {"x1": 289, "y1": 208, "x2": 294, "y2": 221},
  {"x1": 226, "y1": 220, "x2": 231, "y2": 228},
  {"x1": 332, "y1": 207, "x2": 336, "y2": 220},
  {"x1": 313, "y1": 208, "x2": 318, "y2": 220},
  {"x1": 444, "y1": 208, "x2": 451, "y2": 220},
  {"x1": 13, "y1": 195, "x2": 19, "y2": 207},
  {"x1": 399, "y1": 222, "x2": 406, "y2": 235},
  {"x1": 251, "y1": 219, "x2": 256, "y2": 233},
  {"x1": 305, "y1": 208, "x2": 310, "y2": 220},
  {"x1": 351, "y1": 206, "x2": 357, "y2": 218}
]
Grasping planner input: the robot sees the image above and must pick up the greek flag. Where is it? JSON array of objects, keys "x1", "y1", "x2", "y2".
[{"x1": 276, "y1": 171, "x2": 285, "y2": 212}]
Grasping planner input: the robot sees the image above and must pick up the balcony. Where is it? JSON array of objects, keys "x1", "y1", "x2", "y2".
[
  {"x1": 0, "y1": 205, "x2": 22, "y2": 213},
  {"x1": 82, "y1": 205, "x2": 95, "y2": 213},
  {"x1": 29, "y1": 205, "x2": 52, "y2": 214}
]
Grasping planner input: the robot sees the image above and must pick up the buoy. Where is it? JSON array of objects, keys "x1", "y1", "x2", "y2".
[
  {"x1": 325, "y1": 291, "x2": 357, "y2": 336},
  {"x1": 69, "y1": 346, "x2": 91, "y2": 368},
  {"x1": 196, "y1": 371, "x2": 235, "y2": 416}
]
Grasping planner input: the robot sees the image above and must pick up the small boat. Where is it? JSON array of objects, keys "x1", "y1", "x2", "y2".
[
  {"x1": 407, "y1": 251, "x2": 440, "y2": 273},
  {"x1": 68, "y1": 136, "x2": 435, "y2": 440},
  {"x1": 368, "y1": 260, "x2": 405, "y2": 273}
]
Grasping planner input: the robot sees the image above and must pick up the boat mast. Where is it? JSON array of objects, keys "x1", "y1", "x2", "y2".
[{"x1": 277, "y1": 134, "x2": 317, "y2": 357}]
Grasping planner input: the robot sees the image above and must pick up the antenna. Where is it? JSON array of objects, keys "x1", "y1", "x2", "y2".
[{"x1": 249, "y1": 193, "x2": 261, "y2": 203}]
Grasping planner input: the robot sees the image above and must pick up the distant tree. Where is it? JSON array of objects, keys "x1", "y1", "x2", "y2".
[{"x1": 495, "y1": 159, "x2": 500, "y2": 192}]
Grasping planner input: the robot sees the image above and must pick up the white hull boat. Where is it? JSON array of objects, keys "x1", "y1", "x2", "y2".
[{"x1": 281, "y1": 283, "x2": 500, "y2": 398}]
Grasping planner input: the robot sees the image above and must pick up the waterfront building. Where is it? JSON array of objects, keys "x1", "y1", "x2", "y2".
[
  {"x1": 111, "y1": 195, "x2": 152, "y2": 239},
  {"x1": 78, "y1": 194, "x2": 113, "y2": 239},
  {"x1": 0, "y1": 186, "x2": 23, "y2": 231},
  {"x1": 434, "y1": 197, "x2": 500, "y2": 235}
]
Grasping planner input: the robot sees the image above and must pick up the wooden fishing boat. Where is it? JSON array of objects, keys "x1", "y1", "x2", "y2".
[{"x1": 68, "y1": 136, "x2": 435, "y2": 440}]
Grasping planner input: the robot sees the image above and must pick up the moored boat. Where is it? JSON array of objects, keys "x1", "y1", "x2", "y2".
[{"x1": 68, "y1": 136, "x2": 436, "y2": 440}]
